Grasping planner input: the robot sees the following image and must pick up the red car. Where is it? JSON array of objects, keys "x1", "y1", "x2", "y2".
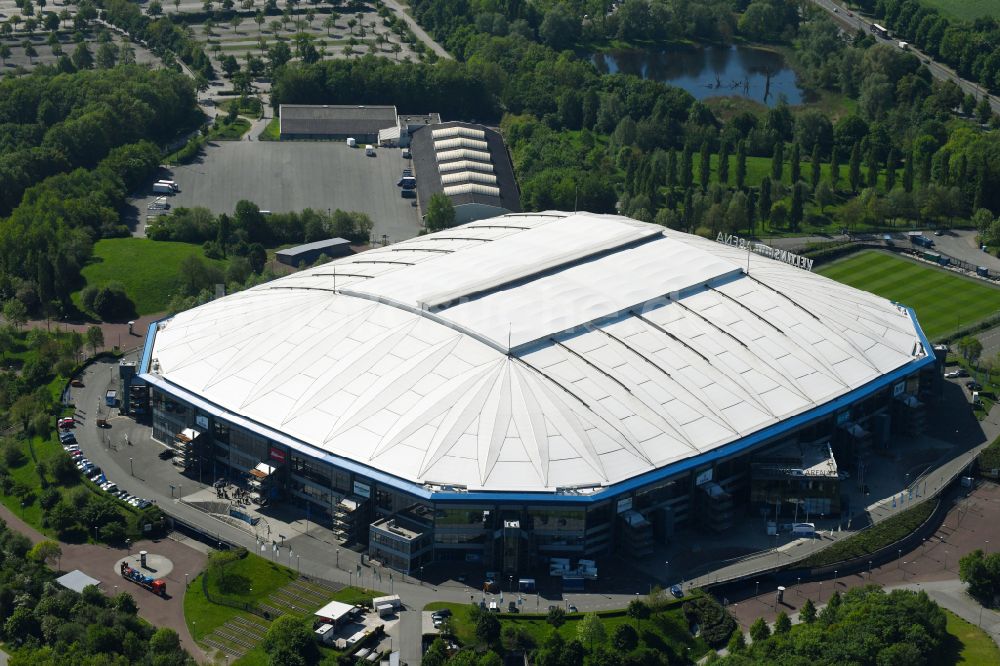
[{"x1": 58, "y1": 417, "x2": 75, "y2": 430}]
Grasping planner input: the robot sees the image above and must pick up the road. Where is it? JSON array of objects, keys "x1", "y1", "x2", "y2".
[{"x1": 808, "y1": 0, "x2": 998, "y2": 115}]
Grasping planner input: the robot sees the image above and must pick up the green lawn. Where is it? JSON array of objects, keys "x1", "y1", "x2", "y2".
[
  {"x1": 185, "y1": 552, "x2": 297, "y2": 641},
  {"x1": 817, "y1": 250, "x2": 1000, "y2": 341},
  {"x1": 945, "y1": 608, "x2": 1000, "y2": 665},
  {"x1": 258, "y1": 117, "x2": 280, "y2": 141},
  {"x1": 426, "y1": 595, "x2": 711, "y2": 658},
  {"x1": 206, "y1": 117, "x2": 252, "y2": 141},
  {"x1": 74, "y1": 238, "x2": 227, "y2": 316},
  {"x1": 920, "y1": 0, "x2": 999, "y2": 21}
]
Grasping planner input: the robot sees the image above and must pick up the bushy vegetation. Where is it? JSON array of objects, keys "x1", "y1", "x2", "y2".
[
  {"x1": 0, "y1": 518, "x2": 193, "y2": 664},
  {"x1": 866, "y1": 0, "x2": 1000, "y2": 92},
  {"x1": 0, "y1": 65, "x2": 197, "y2": 215},
  {"x1": 682, "y1": 595, "x2": 736, "y2": 647},
  {"x1": 798, "y1": 499, "x2": 935, "y2": 568},
  {"x1": 717, "y1": 586, "x2": 949, "y2": 666},
  {"x1": 0, "y1": 65, "x2": 198, "y2": 324},
  {"x1": 425, "y1": 592, "x2": 710, "y2": 665},
  {"x1": 959, "y1": 549, "x2": 1000, "y2": 606}
]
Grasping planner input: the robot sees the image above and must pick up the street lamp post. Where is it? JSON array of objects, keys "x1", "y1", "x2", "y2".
[
  {"x1": 336, "y1": 549, "x2": 340, "y2": 569},
  {"x1": 819, "y1": 581, "x2": 823, "y2": 602},
  {"x1": 898, "y1": 549, "x2": 902, "y2": 568},
  {"x1": 755, "y1": 581, "x2": 759, "y2": 597},
  {"x1": 129, "y1": 457, "x2": 134, "y2": 476},
  {"x1": 868, "y1": 560, "x2": 873, "y2": 580},
  {"x1": 834, "y1": 570, "x2": 838, "y2": 588}
]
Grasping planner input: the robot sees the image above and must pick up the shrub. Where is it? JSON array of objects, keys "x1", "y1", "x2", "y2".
[
  {"x1": 682, "y1": 596, "x2": 735, "y2": 648},
  {"x1": 39, "y1": 488, "x2": 61, "y2": 510},
  {"x1": 3, "y1": 444, "x2": 25, "y2": 468}
]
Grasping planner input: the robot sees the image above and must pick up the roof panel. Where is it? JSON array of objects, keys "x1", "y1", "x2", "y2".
[{"x1": 148, "y1": 212, "x2": 929, "y2": 494}]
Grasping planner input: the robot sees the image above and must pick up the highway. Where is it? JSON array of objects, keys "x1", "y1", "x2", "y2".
[{"x1": 808, "y1": 0, "x2": 999, "y2": 115}]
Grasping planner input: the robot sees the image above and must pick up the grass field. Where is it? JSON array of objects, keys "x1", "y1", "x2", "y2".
[
  {"x1": 75, "y1": 238, "x2": 227, "y2": 316},
  {"x1": 920, "y1": 0, "x2": 999, "y2": 21},
  {"x1": 945, "y1": 609, "x2": 1000, "y2": 664},
  {"x1": 817, "y1": 251, "x2": 1000, "y2": 341}
]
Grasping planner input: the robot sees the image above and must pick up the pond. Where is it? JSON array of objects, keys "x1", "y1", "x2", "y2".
[{"x1": 592, "y1": 45, "x2": 806, "y2": 107}]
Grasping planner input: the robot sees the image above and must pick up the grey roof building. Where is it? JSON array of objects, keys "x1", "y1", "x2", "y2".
[
  {"x1": 279, "y1": 105, "x2": 399, "y2": 142},
  {"x1": 409, "y1": 122, "x2": 521, "y2": 225},
  {"x1": 276, "y1": 238, "x2": 353, "y2": 266}
]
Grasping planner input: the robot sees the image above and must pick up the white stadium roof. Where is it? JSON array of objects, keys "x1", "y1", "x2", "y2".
[{"x1": 145, "y1": 213, "x2": 930, "y2": 495}]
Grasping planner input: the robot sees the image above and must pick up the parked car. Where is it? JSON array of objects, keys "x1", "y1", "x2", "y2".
[
  {"x1": 58, "y1": 417, "x2": 75, "y2": 429},
  {"x1": 70, "y1": 451, "x2": 84, "y2": 459},
  {"x1": 966, "y1": 380, "x2": 983, "y2": 391},
  {"x1": 568, "y1": 605, "x2": 578, "y2": 613},
  {"x1": 945, "y1": 370, "x2": 968, "y2": 378},
  {"x1": 70, "y1": 379, "x2": 84, "y2": 387},
  {"x1": 158, "y1": 449, "x2": 174, "y2": 460},
  {"x1": 59, "y1": 431, "x2": 76, "y2": 441},
  {"x1": 432, "y1": 609, "x2": 452, "y2": 619},
  {"x1": 137, "y1": 500, "x2": 152, "y2": 509},
  {"x1": 90, "y1": 473, "x2": 105, "y2": 483},
  {"x1": 670, "y1": 584, "x2": 684, "y2": 598}
]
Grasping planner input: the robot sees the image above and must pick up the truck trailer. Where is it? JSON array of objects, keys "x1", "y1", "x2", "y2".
[{"x1": 120, "y1": 562, "x2": 167, "y2": 596}]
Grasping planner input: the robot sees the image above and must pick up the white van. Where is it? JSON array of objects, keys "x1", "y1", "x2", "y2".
[
  {"x1": 972, "y1": 391, "x2": 982, "y2": 407},
  {"x1": 791, "y1": 522, "x2": 816, "y2": 537},
  {"x1": 156, "y1": 180, "x2": 180, "y2": 192},
  {"x1": 365, "y1": 145, "x2": 375, "y2": 156},
  {"x1": 401, "y1": 147, "x2": 411, "y2": 159}
]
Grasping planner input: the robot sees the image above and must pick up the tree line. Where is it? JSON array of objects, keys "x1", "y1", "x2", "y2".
[{"x1": 410, "y1": 0, "x2": 801, "y2": 57}]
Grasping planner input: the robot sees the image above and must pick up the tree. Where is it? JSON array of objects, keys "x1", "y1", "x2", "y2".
[
  {"x1": 830, "y1": 147, "x2": 840, "y2": 190},
  {"x1": 681, "y1": 142, "x2": 694, "y2": 189},
  {"x1": 903, "y1": 151, "x2": 914, "y2": 193},
  {"x1": 771, "y1": 141, "x2": 784, "y2": 182},
  {"x1": 749, "y1": 617, "x2": 770, "y2": 643},
  {"x1": 810, "y1": 145, "x2": 821, "y2": 191},
  {"x1": 699, "y1": 140, "x2": 711, "y2": 191},
  {"x1": 248, "y1": 243, "x2": 267, "y2": 275},
  {"x1": 848, "y1": 142, "x2": 862, "y2": 193},
  {"x1": 149, "y1": 627, "x2": 181, "y2": 654},
  {"x1": 475, "y1": 611, "x2": 501, "y2": 645},
  {"x1": 85, "y1": 325, "x2": 104, "y2": 356},
  {"x1": 886, "y1": 148, "x2": 897, "y2": 192},
  {"x1": 735, "y1": 140, "x2": 747, "y2": 190},
  {"x1": 957, "y1": 336, "x2": 984, "y2": 365},
  {"x1": 96, "y1": 41, "x2": 117, "y2": 68},
  {"x1": 977, "y1": 96, "x2": 992, "y2": 125},
  {"x1": 71, "y1": 41, "x2": 93, "y2": 69},
  {"x1": 959, "y1": 549, "x2": 1000, "y2": 602},
  {"x1": 29, "y1": 540, "x2": 61, "y2": 567},
  {"x1": 774, "y1": 611, "x2": 791, "y2": 634},
  {"x1": 612, "y1": 623, "x2": 638, "y2": 651},
  {"x1": 577, "y1": 613, "x2": 606, "y2": 651},
  {"x1": 3, "y1": 299, "x2": 27, "y2": 329},
  {"x1": 790, "y1": 182, "x2": 805, "y2": 231},
  {"x1": 626, "y1": 599, "x2": 650, "y2": 630},
  {"x1": 0, "y1": 43, "x2": 10, "y2": 65},
  {"x1": 758, "y1": 176, "x2": 772, "y2": 223},
  {"x1": 547, "y1": 606, "x2": 566, "y2": 628},
  {"x1": 727, "y1": 630, "x2": 746, "y2": 653},
  {"x1": 22, "y1": 40, "x2": 36, "y2": 64},
  {"x1": 815, "y1": 180, "x2": 836, "y2": 213},
  {"x1": 262, "y1": 615, "x2": 318, "y2": 664},
  {"x1": 425, "y1": 193, "x2": 455, "y2": 231},
  {"x1": 790, "y1": 142, "x2": 801, "y2": 185},
  {"x1": 800, "y1": 597, "x2": 816, "y2": 623}
]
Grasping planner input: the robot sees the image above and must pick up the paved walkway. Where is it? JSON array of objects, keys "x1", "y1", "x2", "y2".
[
  {"x1": 0, "y1": 503, "x2": 207, "y2": 660},
  {"x1": 726, "y1": 482, "x2": 1000, "y2": 648}
]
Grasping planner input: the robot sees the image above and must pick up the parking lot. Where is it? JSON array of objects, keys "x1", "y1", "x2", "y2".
[{"x1": 131, "y1": 141, "x2": 422, "y2": 244}]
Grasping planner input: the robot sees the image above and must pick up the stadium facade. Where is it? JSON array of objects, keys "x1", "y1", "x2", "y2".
[{"x1": 140, "y1": 212, "x2": 937, "y2": 575}]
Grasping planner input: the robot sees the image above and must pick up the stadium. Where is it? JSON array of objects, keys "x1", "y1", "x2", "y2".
[{"x1": 140, "y1": 212, "x2": 937, "y2": 576}]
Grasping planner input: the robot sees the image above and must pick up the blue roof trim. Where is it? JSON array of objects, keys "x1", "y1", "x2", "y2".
[
  {"x1": 142, "y1": 306, "x2": 934, "y2": 508},
  {"x1": 139, "y1": 320, "x2": 163, "y2": 374}
]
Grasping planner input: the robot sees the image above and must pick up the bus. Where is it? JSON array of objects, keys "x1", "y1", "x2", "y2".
[{"x1": 871, "y1": 24, "x2": 889, "y2": 39}]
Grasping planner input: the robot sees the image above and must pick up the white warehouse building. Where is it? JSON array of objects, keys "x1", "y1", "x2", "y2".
[{"x1": 139, "y1": 212, "x2": 936, "y2": 575}]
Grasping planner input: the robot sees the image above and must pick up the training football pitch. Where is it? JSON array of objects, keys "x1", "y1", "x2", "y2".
[{"x1": 817, "y1": 250, "x2": 1000, "y2": 341}]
